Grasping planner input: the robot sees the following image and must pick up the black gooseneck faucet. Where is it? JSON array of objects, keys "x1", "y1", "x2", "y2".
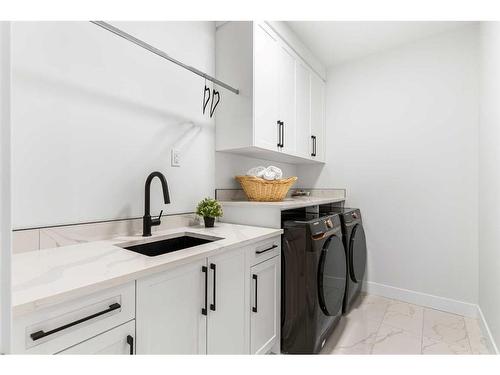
[{"x1": 143, "y1": 171, "x2": 170, "y2": 237}]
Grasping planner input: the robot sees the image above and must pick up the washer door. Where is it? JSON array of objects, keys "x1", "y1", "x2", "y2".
[
  {"x1": 349, "y1": 223, "x2": 367, "y2": 283},
  {"x1": 318, "y1": 235, "x2": 347, "y2": 316}
]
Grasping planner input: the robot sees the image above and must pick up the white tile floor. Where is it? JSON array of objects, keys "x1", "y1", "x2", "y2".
[{"x1": 321, "y1": 293, "x2": 491, "y2": 355}]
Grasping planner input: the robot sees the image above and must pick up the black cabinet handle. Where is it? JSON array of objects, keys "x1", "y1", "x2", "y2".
[
  {"x1": 277, "y1": 120, "x2": 284, "y2": 148},
  {"x1": 277, "y1": 120, "x2": 281, "y2": 148},
  {"x1": 202, "y1": 265, "x2": 208, "y2": 315},
  {"x1": 311, "y1": 135, "x2": 317, "y2": 157},
  {"x1": 255, "y1": 244, "x2": 278, "y2": 255},
  {"x1": 210, "y1": 263, "x2": 216, "y2": 311},
  {"x1": 252, "y1": 274, "x2": 258, "y2": 313},
  {"x1": 126, "y1": 335, "x2": 134, "y2": 355},
  {"x1": 30, "y1": 302, "x2": 121, "y2": 341}
]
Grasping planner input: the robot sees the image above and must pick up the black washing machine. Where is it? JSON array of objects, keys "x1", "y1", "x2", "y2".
[
  {"x1": 281, "y1": 212, "x2": 346, "y2": 354},
  {"x1": 329, "y1": 207, "x2": 367, "y2": 314}
]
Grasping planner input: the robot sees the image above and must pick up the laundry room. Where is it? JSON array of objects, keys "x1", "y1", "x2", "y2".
[{"x1": 1, "y1": 1, "x2": 500, "y2": 374}]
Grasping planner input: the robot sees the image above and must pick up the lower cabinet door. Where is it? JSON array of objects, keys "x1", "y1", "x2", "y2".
[
  {"x1": 57, "y1": 320, "x2": 135, "y2": 355},
  {"x1": 136, "y1": 259, "x2": 207, "y2": 354},
  {"x1": 207, "y1": 249, "x2": 248, "y2": 354},
  {"x1": 250, "y1": 256, "x2": 280, "y2": 354}
]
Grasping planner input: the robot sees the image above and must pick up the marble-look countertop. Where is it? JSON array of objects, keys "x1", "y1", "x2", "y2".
[
  {"x1": 12, "y1": 223, "x2": 282, "y2": 317},
  {"x1": 220, "y1": 196, "x2": 345, "y2": 210}
]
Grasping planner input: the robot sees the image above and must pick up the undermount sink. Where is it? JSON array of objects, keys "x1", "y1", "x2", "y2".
[{"x1": 119, "y1": 234, "x2": 223, "y2": 257}]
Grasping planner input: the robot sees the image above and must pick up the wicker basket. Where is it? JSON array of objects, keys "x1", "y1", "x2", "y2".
[{"x1": 235, "y1": 176, "x2": 298, "y2": 202}]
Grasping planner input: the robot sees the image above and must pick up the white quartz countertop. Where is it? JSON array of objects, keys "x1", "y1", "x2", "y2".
[
  {"x1": 220, "y1": 196, "x2": 345, "y2": 210},
  {"x1": 12, "y1": 223, "x2": 282, "y2": 317}
]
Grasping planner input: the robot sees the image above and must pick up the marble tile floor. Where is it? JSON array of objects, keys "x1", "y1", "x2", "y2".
[{"x1": 321, "y1": 293, "x2": 491, "y2": 355}]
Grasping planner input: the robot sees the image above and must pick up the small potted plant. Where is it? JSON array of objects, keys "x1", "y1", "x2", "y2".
[{"x1": 196, "y1": 197, "x2": 223, "y2": 228}]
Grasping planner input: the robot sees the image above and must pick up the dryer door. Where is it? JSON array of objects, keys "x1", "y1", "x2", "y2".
[
  {"x1": 318, "y1": 235, "x2": 347, "y2": 316},
  {"x1": 349, "y1": 223, "x2": 367, "y2": 283}
]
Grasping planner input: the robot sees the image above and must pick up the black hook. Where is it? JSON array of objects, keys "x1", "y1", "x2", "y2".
[
  {"x1": 210, "y1": 88, "x2": 220, "y2": 118},
  {"x1": 203, "y1": 79, "x2": 211, "y2": 115}
]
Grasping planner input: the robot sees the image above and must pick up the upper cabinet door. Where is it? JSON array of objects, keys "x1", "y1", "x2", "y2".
[
  {"x1": 253, "y1": 24, "x2": 280, "y2": 151},
  {"x1": 277, "y1": 45, "x2": 296, "y2": 154},
  {"x1": 310, "y1": 73, "x2": 326, "y2": 162},
  {"x1": 206, "y1": 249, "x2": 248, "y2": 354},
  {"x1": 295, "y1": 61, "x2": 311, "y2": 158},
  {"x1": 136, "y1": 259, "x2": 207, "y2": 354}
]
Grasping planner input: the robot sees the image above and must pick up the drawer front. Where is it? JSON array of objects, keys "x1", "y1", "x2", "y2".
[
  {"x1": 248, "y1": 236, "x2": 281, "y2": 267},
  {"x1": 13, "y1": 282, "x2": 135, "y2": 354},
  {"x1": 57, "y1": 320, "x2": 135, "y2": 355}
]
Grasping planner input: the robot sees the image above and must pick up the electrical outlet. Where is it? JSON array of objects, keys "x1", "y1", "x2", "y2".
[{"x1": 171, "y1": 148, "x2": 180, "y2": 167}]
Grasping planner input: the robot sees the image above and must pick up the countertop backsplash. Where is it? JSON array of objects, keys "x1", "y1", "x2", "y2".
[{"x1": 12, "y1": 213, "x2": 199, "y2": 254}]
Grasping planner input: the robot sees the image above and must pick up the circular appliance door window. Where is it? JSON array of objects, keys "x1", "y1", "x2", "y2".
[
  {"x1": 318, "y1": 235, "x2": 347, "y2": 316},
  {"x1": 349, "y1": 224, "x2": 367, "y2": 283}
]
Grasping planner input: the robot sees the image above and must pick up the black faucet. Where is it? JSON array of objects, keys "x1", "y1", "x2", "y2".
[{"x1": 143, "y1": 171, "x2": 170, "y2": 237}]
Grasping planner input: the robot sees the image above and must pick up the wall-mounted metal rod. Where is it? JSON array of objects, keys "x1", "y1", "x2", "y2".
[{"x1": 90, "y1": 21, "x2": 239, "y2": 95}]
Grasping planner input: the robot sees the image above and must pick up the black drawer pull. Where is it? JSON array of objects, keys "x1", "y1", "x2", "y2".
[
  {"x1": 252, "y1": 274, "x2": 258, "y2": 313},
  {"x1": 30, "y1": 302, "x2": 121, "y2": 341},
  {"x1": 256, "y1": 244, "x2": 278, "y2": 255},
  {"x1": 202, "y1": 265, "x2": 208, "y2": 315},
  {"x1": 126, "y1": 335, "x2": 134, "y2": 355}
]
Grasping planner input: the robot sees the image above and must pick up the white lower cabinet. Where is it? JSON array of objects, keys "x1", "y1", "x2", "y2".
[
  {"x1": 12, "y1": 282, "x2": 135, "y2": 354},
  {"x1": 135, "y1": 237, "x2": 281, "y2": 355},
  {"x1": 136, "y1": 258, "x2": 207, "y2": 354},
  {"x1": 250, "y1": 255, "x2": 280, "y2": 354},
  {"x1": 58, "y1": 320, "x2": 135, "y2": 355},
  {"x1": 206, "y1": 249, "x2": 248, "y2": 354},
  {"x1": 136, "y1": 248, "x2": 249, "y2": 354},
  {"x1": 13, "y1": 237, "x2": 281, "y2": 355}
]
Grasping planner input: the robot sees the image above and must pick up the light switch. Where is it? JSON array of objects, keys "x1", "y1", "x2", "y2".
[{"x1": 171, "y1": 148, "x2": 180, "y2": 167}]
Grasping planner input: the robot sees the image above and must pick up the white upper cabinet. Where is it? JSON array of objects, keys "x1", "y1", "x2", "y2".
[
  {"x1": 277, "y1": 44, "x2": 297, "y2": 155},
  {"x1": 254, "y1": 24, "x2": 280, "y2": 151},
  {"x1": 295, "y1": 61, "x2": 311, "y2": 158},
  {"x1": 310, "y1": 73, "x2": 326, "y2": 162},
  {"x1": 215, "y1": 21, "x2": 326, "y2": 164}
]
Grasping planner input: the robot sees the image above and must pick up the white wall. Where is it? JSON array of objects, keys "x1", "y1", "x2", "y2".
[
  {"x1": 0, "y1": 21, "x2": 12, "y2": 354},
  {"x1": 298, "y1": 25, "x2": 480, "y2": 305},
  {"x1": 11, "y1": 21, "x2": 217, "y2": 229},
  {"x1": 10, "y1": 21, "x2": 299, "y2": 229},
  {"x1": 479, "y1": 21, "x2": 500, "y2": 351}
]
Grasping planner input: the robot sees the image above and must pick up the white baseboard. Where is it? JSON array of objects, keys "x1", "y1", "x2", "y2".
[
  {"x1": 362, "y1": 281, "x2": 478, "y2": 317},
  {"x1": 477, "y1": 305, "x2": 499, "y2": 355}
]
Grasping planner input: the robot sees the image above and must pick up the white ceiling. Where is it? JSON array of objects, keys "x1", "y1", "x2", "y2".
[{"x1": 287, "y1": 21, "x2": 474, "y2": 67}]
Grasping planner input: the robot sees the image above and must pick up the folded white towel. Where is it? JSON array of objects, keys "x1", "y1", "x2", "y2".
[
  {"x1": 270, "y1": 166, "x2": 283, "y2": 179},
  {"x1": 246, "y1": 166, "x2": 266, "y2": 177},
  {"x1": 262, "y1": 166, "x2": 283, "y2": 180},
  {"x1": 247, "y1": 166, "x2": 283, "y2": 180}
]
